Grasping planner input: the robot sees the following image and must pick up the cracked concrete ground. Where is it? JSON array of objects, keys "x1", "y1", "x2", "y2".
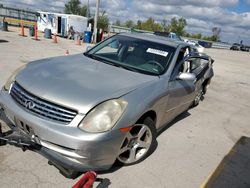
[{"x1": 0, "y1": 27, "x2": 250, "y2": 188}]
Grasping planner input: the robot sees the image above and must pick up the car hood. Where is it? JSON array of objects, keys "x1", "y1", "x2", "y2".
[{"x1": 15, "y1": 54, "x2": 158, "y2": 114}]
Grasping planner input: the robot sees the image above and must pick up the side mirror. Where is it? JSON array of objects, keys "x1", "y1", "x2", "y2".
[{"x1": 177, "y1": 72, "x2": 196, "y2": 82}]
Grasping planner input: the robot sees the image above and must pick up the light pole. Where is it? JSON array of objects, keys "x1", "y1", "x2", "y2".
[{"x1": 93, "y1": 0, "x2": 100, "y2": 43}]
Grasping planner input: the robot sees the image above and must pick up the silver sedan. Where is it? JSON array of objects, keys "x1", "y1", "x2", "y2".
[{"x1": 0, "y1": 33, "x2": 214, "y2": 177}]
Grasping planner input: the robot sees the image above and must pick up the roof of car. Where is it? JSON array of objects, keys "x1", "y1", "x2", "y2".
[{"x1": 118, "y1": 32, "x2": 187, "y2": 48}]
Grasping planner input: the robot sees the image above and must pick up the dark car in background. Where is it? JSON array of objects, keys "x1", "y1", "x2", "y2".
[
  {"x1": 230, "y1": 43, "x2": 250, "y2": 52},
  {"x1": 230, "y1": 43, "x2": 241, "y2": 51},
  {"x1": 240, "y1": 45, "x2": 250, "y2": 52}
]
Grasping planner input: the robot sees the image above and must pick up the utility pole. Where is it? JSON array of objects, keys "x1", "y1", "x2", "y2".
[
  {"x1": 93, "y1": 0, "x2": 100, "y2": 43},
  {"x1": 87, "y1": 0, "x2": 89, "y2": 18}
]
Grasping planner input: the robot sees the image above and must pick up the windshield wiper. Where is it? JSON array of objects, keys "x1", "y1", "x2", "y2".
[
  {"x1": 84, "y1": 53, "x2": 102, "y2": 60},
  {"x1": 85, "y1": 54, "x2": 129, "y2": 68},
  {"x1": 84, "y1": 53, "x2": 98, "y2": 60},
  {"x1": 116, "y1": 65, "x2": 139, "y2": 73}
]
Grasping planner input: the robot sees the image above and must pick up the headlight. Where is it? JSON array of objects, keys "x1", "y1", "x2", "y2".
[
  {"x1": 3, "y1": 65, "x2": 26, "y2": 91},
  {"x1": 79, "y1": 99, "x2": 128, "y2": 133}
]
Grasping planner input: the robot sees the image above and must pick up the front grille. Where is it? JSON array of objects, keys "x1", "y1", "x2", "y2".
[{"x1": 10, "y1": 82, "x2": 77, "y2": 124}]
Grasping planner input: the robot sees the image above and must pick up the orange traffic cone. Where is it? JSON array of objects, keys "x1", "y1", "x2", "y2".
[
  {"x1": 75, "y1": 36, "x2": 81, "y2": 45},
  {"x1": 52, "y1": 34, "x2": 58, "y2": 43},
  {"x1": 32, "y1": 23, "x2": 39, "y2": 41},
  {"x1": 19, "y1": 21, "x2": 27, "y2": 37},
  {"x1": 65, "y1": 50, "x2": 69, "y2": 56}
]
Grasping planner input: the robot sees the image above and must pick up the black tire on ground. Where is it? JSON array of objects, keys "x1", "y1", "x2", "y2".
[
  {"x1": 140, "y1": 117, "x2": 157, "y2": 161},
  {"x1": 202, "y1": 79, "x2": 211, "y2": 95},
  {"x1": 191, "y1": 87, "x2": 203, "y2": 107}
]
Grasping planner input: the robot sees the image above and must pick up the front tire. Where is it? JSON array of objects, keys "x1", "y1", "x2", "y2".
[{"x1": 117, "y1": 117, "x2": 157, "y2": 165}]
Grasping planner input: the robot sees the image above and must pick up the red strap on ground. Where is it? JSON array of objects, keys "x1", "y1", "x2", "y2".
[{"x1": 72, "y1": 171, "x2": 97, "y2": 188}]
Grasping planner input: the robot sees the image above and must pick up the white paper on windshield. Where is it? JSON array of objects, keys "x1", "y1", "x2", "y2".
[{"x1": 146, "y1": 48, "x2": 168, "y2": 57}]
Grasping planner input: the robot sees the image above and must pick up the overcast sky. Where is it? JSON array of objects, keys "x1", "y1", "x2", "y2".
[{"x1": 1, "y1": 0, "x2": 250, "y2": 44}]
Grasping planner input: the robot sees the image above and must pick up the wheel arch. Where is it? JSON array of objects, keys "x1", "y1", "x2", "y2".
[
  {"x1": 136, "y1": 110, "x2": 157, "y2": 126},
  {"x1": 202, "y1": 78, "x2": 211, "y2": 94}
]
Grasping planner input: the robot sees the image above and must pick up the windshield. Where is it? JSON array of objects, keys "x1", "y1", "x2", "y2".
[{"x1": 85, "y1": 35, "x2": 176, "y2": 75}]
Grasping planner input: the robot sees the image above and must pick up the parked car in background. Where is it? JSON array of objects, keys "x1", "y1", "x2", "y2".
[
  {"x1": 230, "y1": 43, "x2": 250, "y2": 52},
  {"x1": 240, "y1": 45, "x2": 250, "y2": 52},
  {"x1": 230, "y1": 43, "x2": 241, "y2": 51},
  {"x1": 154, "y1": 31, "x2": 183, "y2": 41},
  {"x1": 0, "y1": 33, "x2": 214, "y2": 177}
]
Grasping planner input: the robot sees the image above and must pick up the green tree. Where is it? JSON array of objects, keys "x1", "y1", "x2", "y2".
[
  {"x1": 115, "y1": 20, "x2": 121, "y2": 26},
  {"x1": 161, "y1": 18, "x2": 169, "y2": 32},
  {"x1": 98, "y1": 12, "x2": 109, "y2": 30},
  {"x1": 141, "y1": 18, "x2": 162, "y2": 32},
  {"x1": 168, "y1": 17, "x2": 187, "y2": 36},
  {"x1": 136, "y1": 20, "x2": 142, "y2": 30},
  {"x1": 80, "y1": 5, "x2": 88, "y2": 17},
  {"x1": 125, "y1": 20, "x2": 135, "y2": 28},
  {"x1": 64, "y1": 0, "x2": 87, "y2": 16},
  {"x1": 202, "y1": 35, "x2": 217, "y2": 42},
  {"x1": 64, "y1": 0, "x2": 81, "y2": 15},
  {"x1": 183, "y1": 32, "x2": 190, "y2": 37},
  {"x1": 190, "y1": 33, "x2": 202, "y2": 39}
]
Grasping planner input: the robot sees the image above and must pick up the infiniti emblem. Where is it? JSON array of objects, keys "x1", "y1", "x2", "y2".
[{"x1": 24, "y1": 100, "x2": 36, "y2": 110}]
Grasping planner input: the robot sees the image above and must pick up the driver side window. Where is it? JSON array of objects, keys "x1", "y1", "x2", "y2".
[{"x1": 176, "y1": 47, "x2": 191, "y2": 74}]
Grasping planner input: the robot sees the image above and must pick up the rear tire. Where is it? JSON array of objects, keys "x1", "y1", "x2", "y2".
[
  {"x1": 202, "y1": 79, "x2": 211, "y2": 95},
  {"x1": 192, "y1": 88, "x2": 203, "y2": 107}
]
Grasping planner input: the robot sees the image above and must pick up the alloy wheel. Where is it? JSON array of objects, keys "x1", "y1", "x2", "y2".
[{"x1": 117, "y1": 124, "x2": 153, "y2": 164}]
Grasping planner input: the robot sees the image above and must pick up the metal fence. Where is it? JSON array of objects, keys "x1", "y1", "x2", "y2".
[
  {"x1": 109, "y1": 25, "x2": 232, "y2": 50},
  {"x1": 211, "y1": 42, "x2": 231, "y2": 49},
  {"x1": 109, "y1": 25, "x2": 154, "y2": 34},
  {"x1": 0, "y1": 5, "x2": 37, "y2": 23}
]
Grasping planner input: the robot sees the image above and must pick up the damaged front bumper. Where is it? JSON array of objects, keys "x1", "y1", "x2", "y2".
[
  {"x1": 0, "y1": 108, "x2": 113, "y2": 178},
  {"x1": 0, "y1": 104, "x2": 40, "y2": 149},
  {"x1": 0, "y1": 93, "x2": 123, "y2": 177},
  {"x1": 0, "y1": 108, "x2": 87, "y2": 174}
]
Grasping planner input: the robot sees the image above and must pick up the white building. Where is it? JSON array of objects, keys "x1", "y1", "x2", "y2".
[{"x1": 37, "y1": 11, "x2": 88, "y2": 37}]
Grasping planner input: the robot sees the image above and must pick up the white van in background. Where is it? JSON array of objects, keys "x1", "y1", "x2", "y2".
[{"x1": 37, "y1": 11, "x2": 88, "y2": 37}]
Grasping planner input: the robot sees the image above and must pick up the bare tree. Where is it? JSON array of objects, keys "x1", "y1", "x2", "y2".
[
  {"x1": 212, "y1": 27, "x2": 221, "y2": 41},
  {"x1": 161, "y1": 17, "x2": 168, "y2": 32}
]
